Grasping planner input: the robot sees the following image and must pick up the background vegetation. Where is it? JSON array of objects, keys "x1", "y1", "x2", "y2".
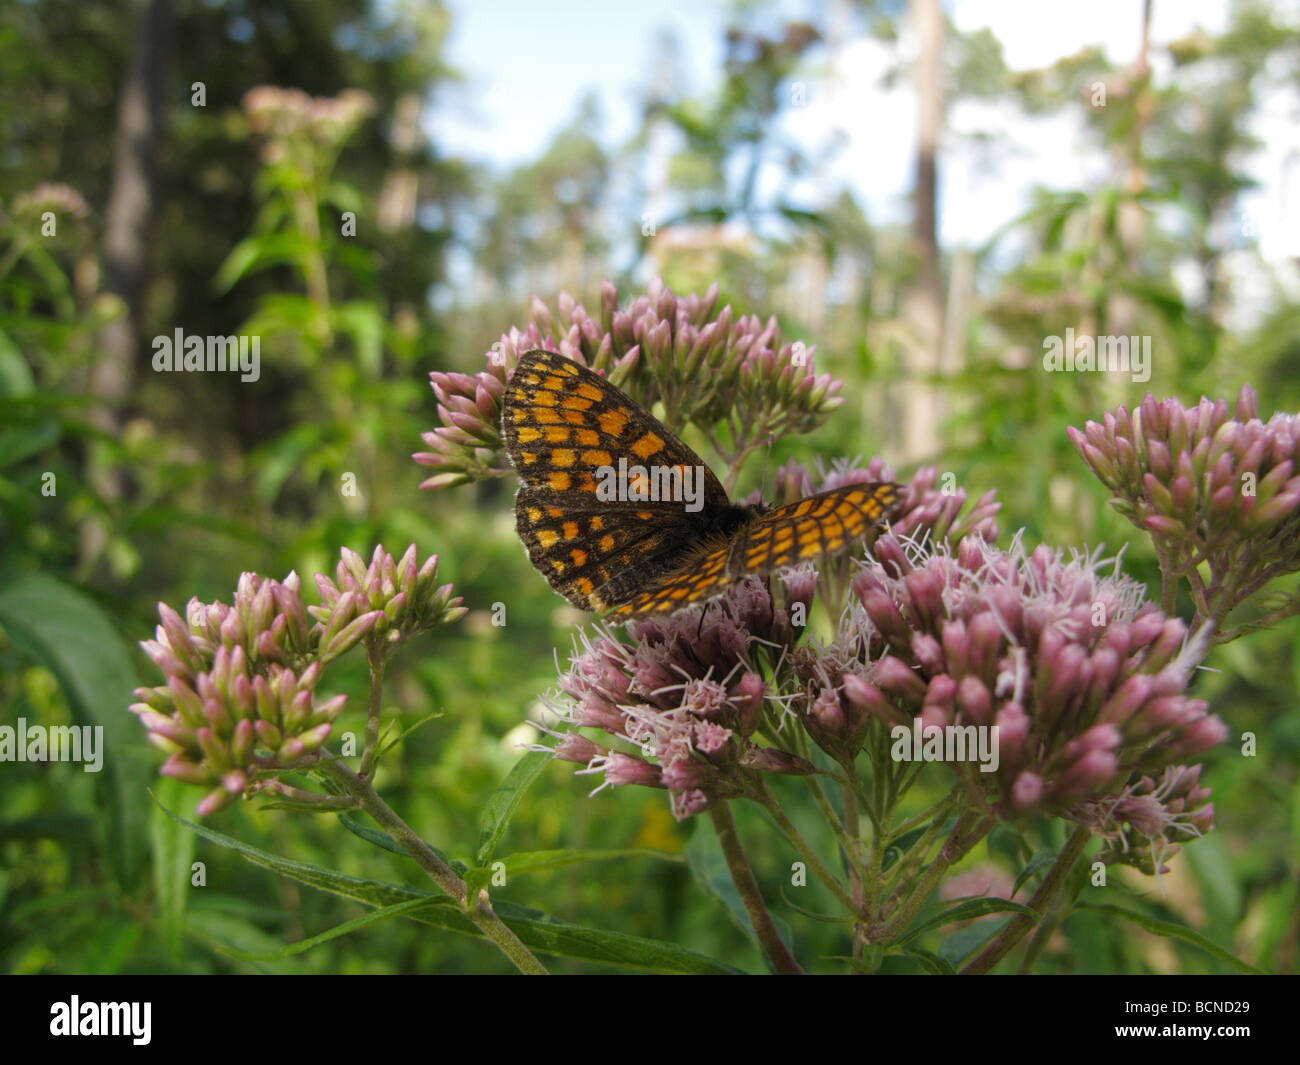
[{"x1": 1, "y1": 0, "x2": 1297, "y2": 973}]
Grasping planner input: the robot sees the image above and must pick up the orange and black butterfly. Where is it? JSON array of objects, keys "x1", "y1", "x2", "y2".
[{"x1": 501, "y1": 348, "x2": 901, "y2": 621}]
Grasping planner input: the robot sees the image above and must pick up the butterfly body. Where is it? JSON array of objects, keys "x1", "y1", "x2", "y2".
[{"x1": 501, "y1": 348, "x2": 899, "y2": 620}]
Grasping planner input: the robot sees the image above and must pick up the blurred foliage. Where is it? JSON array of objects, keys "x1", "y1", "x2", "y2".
[{"x1": 0, "y1": 0, "x2": 1297, "y2": 973}]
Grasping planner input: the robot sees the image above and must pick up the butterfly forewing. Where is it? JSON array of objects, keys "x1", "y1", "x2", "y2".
[{"x1": 503, "y1": 349, "x2": 730, "y2": 608}]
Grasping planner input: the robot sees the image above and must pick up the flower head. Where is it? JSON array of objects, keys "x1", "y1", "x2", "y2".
[
  {"x1": 1069, "y1": 386, "x2": 1300, "y2": 636},
  {"x1": 1073, "y1": 764, "x2": 1215, "y2": 875},
  {"x1": 415, "y1": 278, "x2": 844, "y2": 489},
  {"x1": 835, "y1": 533, "x2": 1225, "y2": 847},
  {"x1": 130, "y1": 547, "x2": 463, "y2": 814},
  {"x1": 130, "y1": 572, "x2": 345, "y2": 815},
  {"x1": 542, "y1": 578, "x2": 813, "y2": 819}
]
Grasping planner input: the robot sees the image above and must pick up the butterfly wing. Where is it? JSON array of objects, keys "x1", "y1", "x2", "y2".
[
  {"x1": 606, "y1": 482, "x2": 901, "y2": 620},
  {"x1": 513, "y1": 488, "x2": 700, "y2": 610},
  {"x1": 502, "y1": 348, "x2": 733, "y2": 609}
]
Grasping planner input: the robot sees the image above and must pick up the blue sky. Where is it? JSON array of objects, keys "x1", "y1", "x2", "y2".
[{"x1": 429, "y1": 0, "x2": 1299, "y2": 275}]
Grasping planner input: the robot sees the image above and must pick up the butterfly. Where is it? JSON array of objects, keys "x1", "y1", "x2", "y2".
[{"x1": 501, "y1": 348, "x2": 901, "y2": 621}]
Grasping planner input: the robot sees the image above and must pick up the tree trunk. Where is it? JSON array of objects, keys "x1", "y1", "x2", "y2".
[
  {"x1": 899, "y1": 0, "x2": 945, "y2": 465},
  {"x1": 83, "y1": 0, "x2": 173, "y2": 571}
]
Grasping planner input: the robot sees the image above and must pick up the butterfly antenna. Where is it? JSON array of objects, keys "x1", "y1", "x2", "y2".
[{"x1": 696, "y1": 601, "x2": 711, "y2": 642}]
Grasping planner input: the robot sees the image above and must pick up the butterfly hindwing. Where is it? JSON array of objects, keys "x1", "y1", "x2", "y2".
[
  {"x1": 728, "y1": 483, "x2": 902, "y2": 574},
  {"x1": 606, "y1": 484, "x2": 902, "y2": 620},
  {"x1": 513, "y1": 486, "x2": 698, "y2": 610}
]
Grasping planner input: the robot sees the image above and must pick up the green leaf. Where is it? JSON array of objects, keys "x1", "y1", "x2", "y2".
[
  {"x1": 475, "y1": 744, "x2": 554, "y2": 865},
  {"x1": 213, "y1": 232, "x2": 316, "y2": 293},
  {"x1": 333, "y1": 301, "x2": 385, "y2": 377},
  {"x1": 895, "y1": 896, "x2": 1039, "y2": 945},
  {"x1": 336, "y1": 812, "x2": 467, "y2": 873},
  {"x1": 472, "y1": 848, "x2": 681, "y2": 882},
  {"x1": 901, "y1": 947, "x2": 957, "y2": 974},
  {"x1": 1012, "y1": 849, "x2": 1057, "y2": 896},
  {"x1": 0, "y1": 573, "x2": 148, "y2": 887},
  {"x1": 0, "y1": 417, "x2": 60, "y2": 468},
  {"x1": 161, "y1": 802, "x2": 739, "y2": 973},
  {"x1": 882, "y1": 817, "x2": 951, "y2": 872},
  {"x1": 182, "y1": 910, "x2": 306, "y2": 974},
  {"x1": 150, "y1": 780, "x2": 195, "y2": 959},
  {"x1": 1076, "y1": 902, "x2": 1266, "y2": 974},
  {"x1": 217, "y1": 897, "x2": 442, "y2": 961}
]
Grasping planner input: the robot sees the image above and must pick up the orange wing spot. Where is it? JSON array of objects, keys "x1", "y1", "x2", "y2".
[
  {"x1": 636, "y1": 511, "x2": 654, "y2": 520},
  {"x1": 543, "y1": 426, "x2": 570, "y2": 443},
  {"x1": 631, "y1": 432, "x2": 664, "y2": 459},
  {"x1": 516, "y1": 427, "x2": 542, "y2": 443},
  {"x1": 571, "y1": 549, "x2": 588, "y2": 567},
  {"x1": 541, "y1": 375, "x2": 565, "y2": 391},
  {"x1": 576, "y1": 428, "x2": 600, "y2": 446},
  {"x1": 549, "y1": 471, "x2": 571, "y2": 490},
  {"x1": 531, "y1": 391, "x2": 557, "y2": 407},
  {"x1": 550, "y1": 559, "x2": 565, "y2": 574},
  {"x1": 546, "y1": 507, "x2": 563, "y2": 517},
  {"x1": 534, "y1": 409, "x2": 560, "y2": 424},
  {"x1": 599, "y1": 534, "x2": 615, "y2": 552},
  {"x1": 670, "y1": 585, "x2": 690, "y2": 599},
  {"x1": 552, "y1": 448, "x2": 576, "y2": 467},
  {"x1": 522, "y1": 373, "x2": 541, "y2": 385},
  {"x1": 577, "y1": 577, "x2": 594, "y2": 595},
  {"x1": 560, "y1": 395, "x2": 593, "y2": 411},
  {"x1": 563, "y1": 411, "x2": 586, "y2": 425},
  {"x1": 598, "y1": 409, "x2": 629, "y2": 436},
  {"x1": 538, "y1": 529, "x2": 559, "y2": 549},
  {"x1": 793, "y1": 500, "x2": 815, "y2": 517},
  {"x1": 576, "y1": 382, "x2": 604, "y2": 402},
  {"x1": 510, "y1": 409, "x2": 528, "y2": 423},
  {"x1": 796, "y1": 520, "x2": 818, "y2": 538},
  {"x1": 824, "y1": 536, "x2": 844, "y2": 551},
  {"x1": 562, "y1": 521, "x2": 579, "y2": 539},
  {"x1": 581, "y1": 449, "x2": 612, "y2": 467},
  {"x1": 589, "y1": 516, "x2": 605, "y2": 532},
  {"x1": 526, "y1": 507, "x2": 542, "y2": 522},
  {"x1": 520, "y1": 451, "x2": 538, "y2": 465}
]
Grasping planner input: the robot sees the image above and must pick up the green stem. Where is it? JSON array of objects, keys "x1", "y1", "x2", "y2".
[
  {"x1": 840, "y1": 777, "x2": 866, "y2": 962},
  {"x1": 320, "y1": 758, "x2": 548, "y2": 974},
  {"x1": 710, "y1": 802, "x2": 804, "y2": 974},
  {"x1": 247, "y1": 778, "x2": 357, "y2": 810},
  {"x1": 360, "y1": 642, "x2": 384, "y2": 779},
  {"x1": 961, "y1": 823, "x2": 1090, "y2": 975},
  {"x1": 875, "y1": 811, "x2": 991, "y2": 942},
  {"x1": 752, "y1": 781, "x2": 859, "y2": 913},
  {"x1": 1017, "y1": 893, "x2": 1068, "y2": 973}
]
